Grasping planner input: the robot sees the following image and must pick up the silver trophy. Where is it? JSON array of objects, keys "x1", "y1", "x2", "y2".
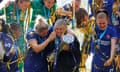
[
  {"x1": 58, "y1": 33, "x2": 75, "y2": 52},
  {"x1": 62, "y1": 33, "x2": 74, "y2": 44},
  {"x1": 47, "y1": 33, "x2": 75, "y2": 62}
]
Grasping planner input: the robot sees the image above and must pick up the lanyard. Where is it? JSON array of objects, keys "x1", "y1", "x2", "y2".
[
  {"x1": 14, "y1": 40, "x2": 19, "y2": 57},
  {"x1": 53, "y1": 37, "x2": 61, "y2": 69},
  {"x1": 16, "y1": 6, "x2": 20, "y2": 23},
  {"x1": 97, "y1": 27, "x2": 107, "y2": 45},
  {"x1": 43, "y1": 6, "x2": 50, "y2": 19}
]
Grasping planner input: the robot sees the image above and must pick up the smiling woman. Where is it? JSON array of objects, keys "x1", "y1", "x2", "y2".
[{"x1": 49, "y1": 18, "x2": 81, "y2": 72}]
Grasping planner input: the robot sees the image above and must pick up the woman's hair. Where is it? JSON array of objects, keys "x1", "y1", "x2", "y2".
[
  {"x1": 15, "y1": 0, "x2": 30, "y2": 3},
  {"x1": 41, "y1": 0, "x2": 56, "y2": 5},
  {"x1": 0, "y1": 19, "x2": 8, "y2": 33},
  {"x1": 34, "y1": 15, "x2": 49, "y2": 32},
  {"x1": 7, "y1": 22, "x2": 21, "y2": 36},
  {"x1": 54, "y1": 18, "x2": 67, "y2": 29},
  {"x1": 96, "y1": 9, "x2": 109, "y2": 18},
  {"x1": 9, "y1": 22, "x2": 21, "y2": 31},
  {"x1": 75, "y1": 8, "x2": 88, "y2": 28},
  {"x1": 96, "y1": 12, "x2": 108, "y2": 20}
]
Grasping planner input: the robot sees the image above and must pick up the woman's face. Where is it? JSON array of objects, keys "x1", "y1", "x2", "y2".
[
  {"x1": 96, "y1": 17, "x2": 108, "y2": 30},
  {"x1": 43, "y1": 0, "x2": 55, "y2": 9},
  {"x1": 54, "y1": 25, "x2": 66, "y2": 37},
  {"x1": 38, "y1": 29, "x2": 48, "y2": 37},
  {"x1": 18, "y1": 1, "x2": 30, "y2": 11},
  {"x1": 82, "y1": 15, "x2": 88, "y2": 27},
  {"x1": 13, "y1": 27, "x2": 22, "y2": 39}
]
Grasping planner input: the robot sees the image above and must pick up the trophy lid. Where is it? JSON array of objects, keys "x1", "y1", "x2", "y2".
[{"x1": 62, "y1": 33, "x2": 74, "y2": 44}]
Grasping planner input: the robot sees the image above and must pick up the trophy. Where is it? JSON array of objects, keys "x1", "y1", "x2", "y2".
[
  {"x1": 62, "y1": 33, "x2": 74, "y2": 44},
  {"x1": 47, "y1": 33, "x2": 75, "y2": 62},
  {"x1": 58, "y1": 33, "x2": 75, "y2": 53}
]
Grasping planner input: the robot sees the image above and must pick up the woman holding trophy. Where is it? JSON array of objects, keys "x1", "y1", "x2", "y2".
[{"x1": 50, "y1": 18, "x2": 81, "y2": 72}]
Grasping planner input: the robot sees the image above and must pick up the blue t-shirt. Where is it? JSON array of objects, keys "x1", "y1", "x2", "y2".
[
  {"x1": 93, "y1": 25, "x2": 117, "y2": 68},
  {"x1": 24, "y1": 30, "x2": 54, "y2": 72},
  {"x1": 0, "y1": 32, "x2": 19, "y2": 72}
]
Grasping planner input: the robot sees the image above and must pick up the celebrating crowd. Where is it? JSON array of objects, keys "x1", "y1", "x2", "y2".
[{"x1": 0, "y1": 0, "x2": 120, "y2": 72}]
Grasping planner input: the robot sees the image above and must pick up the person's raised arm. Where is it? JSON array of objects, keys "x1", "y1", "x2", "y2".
[{"x1": 28, "y1": 31, "x2": 56, "y2": 53}]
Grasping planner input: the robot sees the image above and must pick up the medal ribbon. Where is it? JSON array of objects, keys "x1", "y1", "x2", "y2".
[
  {"x1": 98, "y1": 27, "x2": 108, "y2": 46},
  {"x1": 43, "y1": 6, "x2": 50, "y2": 19},
  {"x1": 53, "y1": 37, "x2": 61, "y2": 69}
]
